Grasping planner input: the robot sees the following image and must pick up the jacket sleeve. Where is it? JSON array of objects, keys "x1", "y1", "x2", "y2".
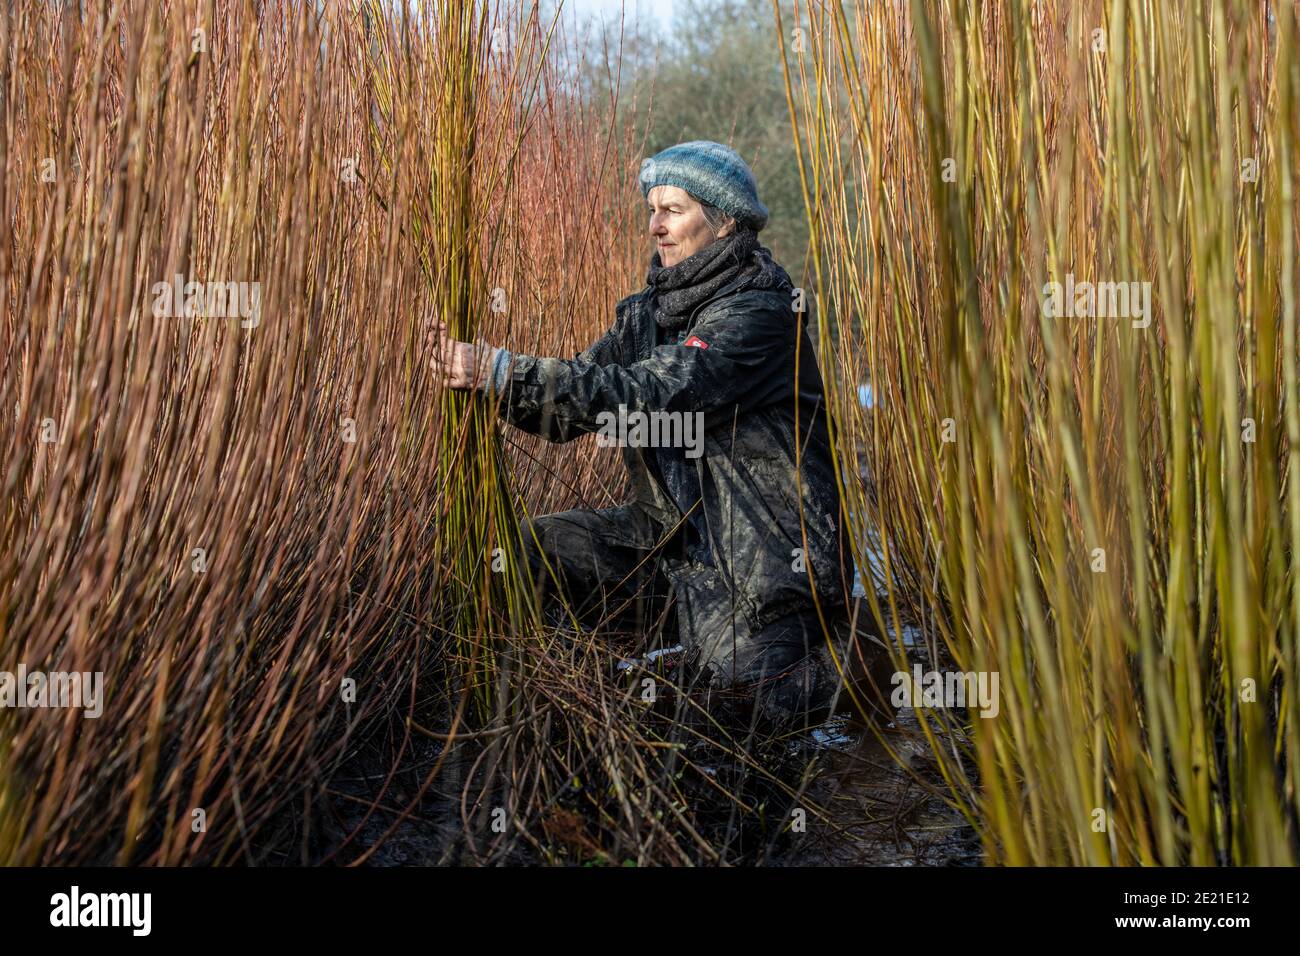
[
  {"x1": 494, "y1": 291, "x2": 796, "y2": 443},
  {"x1": 573, "y1": 315, "x2": 624, "y2": 367}
]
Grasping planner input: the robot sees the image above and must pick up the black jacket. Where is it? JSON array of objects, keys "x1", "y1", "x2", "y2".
[{"x1": 494, "y1": 253, "x2": 852, "y2": 639}]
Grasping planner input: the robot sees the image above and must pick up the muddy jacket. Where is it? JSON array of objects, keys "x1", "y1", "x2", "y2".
[{"x1": 492, "y1": 263, "x2": 853, "y2": 650}]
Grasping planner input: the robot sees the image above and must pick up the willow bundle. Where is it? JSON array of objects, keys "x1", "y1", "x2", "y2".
[{"x1": 0, "y1": 0, "x2": 622, "y2": 865}]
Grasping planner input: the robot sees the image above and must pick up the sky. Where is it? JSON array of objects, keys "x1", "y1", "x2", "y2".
[{"x1": 561, "y1": 0, "x2": 678, "y2": 34}]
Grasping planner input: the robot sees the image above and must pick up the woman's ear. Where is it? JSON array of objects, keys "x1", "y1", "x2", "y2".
[{"x1": 719, "y1": 218, "x2": 736, "y2": 238}]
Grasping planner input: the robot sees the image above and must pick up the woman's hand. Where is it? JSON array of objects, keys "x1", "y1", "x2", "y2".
[{"x1": 428, "y1": 319, "x2": 499, "y2": 391}]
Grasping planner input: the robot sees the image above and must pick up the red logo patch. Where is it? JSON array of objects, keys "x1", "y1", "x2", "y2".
[{"x1": 683, "y1": 335, "x2": 709, "y2": 349}]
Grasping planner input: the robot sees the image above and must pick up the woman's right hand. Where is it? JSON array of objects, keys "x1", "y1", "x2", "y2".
[{"x1": 427, "y1": 319, "x2": 499, "y2": 391}]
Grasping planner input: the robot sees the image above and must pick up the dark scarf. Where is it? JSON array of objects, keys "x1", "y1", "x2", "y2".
[{"x1": 644, "y1": 229, "x2": 791, "y2": 332}]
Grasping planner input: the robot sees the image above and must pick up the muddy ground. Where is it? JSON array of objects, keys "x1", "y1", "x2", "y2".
[
  {"x1": 292, "y1": 692, "x2": 981, "y2": 867},
  {"x1": 268, "y1": 587, "x2": 981, "y2": 866}
]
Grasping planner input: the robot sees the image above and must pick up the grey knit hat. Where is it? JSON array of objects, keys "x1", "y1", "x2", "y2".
[{"x1": 639, "y1": 140, "x2": 770, "y2": 231}]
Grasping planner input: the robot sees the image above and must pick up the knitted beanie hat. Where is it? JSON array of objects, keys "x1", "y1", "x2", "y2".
[{"x1": 638, "y1": 140, "x2": 770, "y2": 231}]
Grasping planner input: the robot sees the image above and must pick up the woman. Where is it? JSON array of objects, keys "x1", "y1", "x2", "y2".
[{"x1": 433, "y1": 140, "x2": 891, "y2": 729}]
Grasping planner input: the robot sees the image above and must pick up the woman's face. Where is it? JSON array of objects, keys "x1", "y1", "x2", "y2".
[{"x1": 647, "y1": 185, "x2": 733, "y2": 267}]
